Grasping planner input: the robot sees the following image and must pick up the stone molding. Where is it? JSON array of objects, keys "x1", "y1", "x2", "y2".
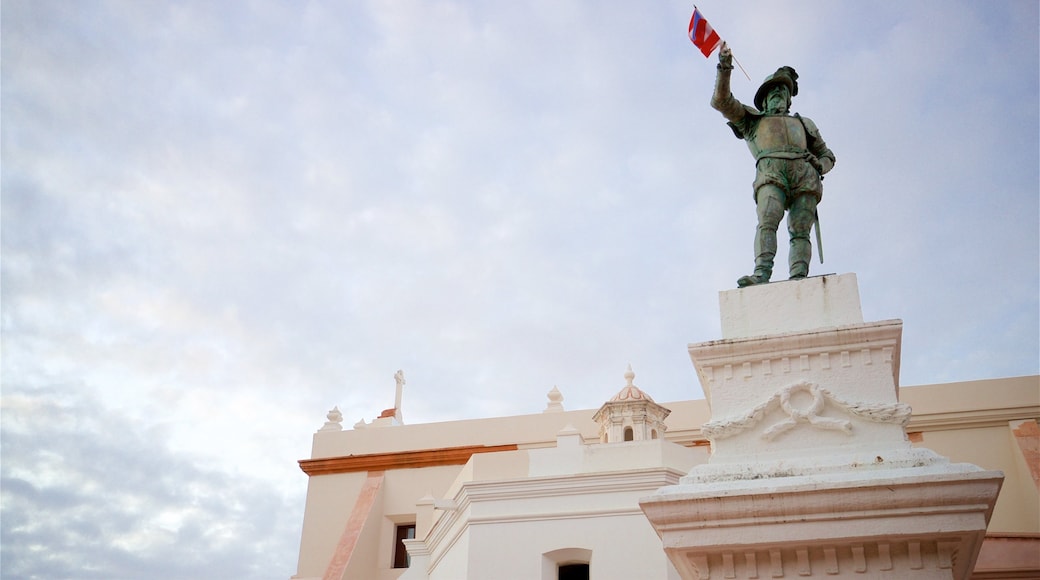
[
  {"x1": 907, "y1": 405, "x2": 1040, "y2": 432},
  {"x1": 682, "y1": 539, "x2": 965, "y2": 579},
  {"x1": 641, "y1": 465, "x2": 1003, "y2": 579},
  {"x1": 690, "y1": 320, "x2": 903, "y2": 402}
]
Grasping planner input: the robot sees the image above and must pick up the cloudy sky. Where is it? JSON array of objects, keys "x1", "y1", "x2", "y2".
[{"x1": 2, "y1": 1, "x2": 1037, "y2": 578}]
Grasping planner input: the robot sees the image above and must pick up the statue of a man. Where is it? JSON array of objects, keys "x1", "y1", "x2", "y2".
[{"x1": 711, "y1": 42, "x2": 836, "y2": 287}]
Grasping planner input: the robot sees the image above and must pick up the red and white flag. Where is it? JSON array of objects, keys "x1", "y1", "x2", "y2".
[{"x1": 688, "y1": 6, "x2": 721, "y2": 58}]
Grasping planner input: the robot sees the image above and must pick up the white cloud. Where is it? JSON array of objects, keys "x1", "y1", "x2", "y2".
[{"x1": 1, "y1": 390, "x2": 302, "y2": 579}]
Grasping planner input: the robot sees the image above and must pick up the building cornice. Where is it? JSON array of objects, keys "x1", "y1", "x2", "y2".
[
  {"x1": 907, "y1": 406, "x2": 1040, "y2": 432},
  {"x1": 298, "y1": 444, "x2": 518, "y2": 476}
]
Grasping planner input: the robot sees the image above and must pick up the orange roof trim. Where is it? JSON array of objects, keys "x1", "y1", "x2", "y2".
[{"x1": 299, "y1": 444, "x2": 519, "y2": 476}]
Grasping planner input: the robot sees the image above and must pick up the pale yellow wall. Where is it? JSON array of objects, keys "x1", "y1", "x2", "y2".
[
  {"x1": 375, "y1": 465, "x2": 464, "y2": 579},
  {"x1": 293, "y1": 465, "x2": 469, "y2": 579},
  {"x1": 293, "y1": 471, "x2": 370, "y2": 579},
  {"x1": 900, "y1": 375, "x2": 1040, "y2": 533},
  {"x1": 900, "y1": 376, "x2": 1038, "y2": 416},
  {"x1": 913, "y1": 424, "x2": 1038, "y2": 532}
]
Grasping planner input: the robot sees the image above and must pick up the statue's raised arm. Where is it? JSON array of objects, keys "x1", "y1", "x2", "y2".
[{"x1": 710, "y1": 42, "x2": 748, "y2": 124}]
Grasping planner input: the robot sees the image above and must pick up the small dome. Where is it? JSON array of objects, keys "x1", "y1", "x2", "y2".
[
  {"x1": 610, "y1": 385, "x2": 654, "y2": 402},
  {"x1": 609, "y1": 365, "x2": 655, "y2": 402}
]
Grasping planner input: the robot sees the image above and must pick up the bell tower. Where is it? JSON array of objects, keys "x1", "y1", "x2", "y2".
[{"x1": 592, "y1": 365, "x2": 671, "y2": 444}]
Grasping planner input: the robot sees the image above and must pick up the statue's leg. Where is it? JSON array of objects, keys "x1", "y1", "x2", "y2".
[
  {"x1": 739, "y1": 185, "x2": 784, "y2": 287},
  {"x1": 787, "y1": 194, "x2": 817, "y2": 279}
]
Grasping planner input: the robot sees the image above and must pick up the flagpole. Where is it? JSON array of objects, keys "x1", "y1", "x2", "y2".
[{"x1": 729, "y1": 48, "x2": 753, "y2": 82}]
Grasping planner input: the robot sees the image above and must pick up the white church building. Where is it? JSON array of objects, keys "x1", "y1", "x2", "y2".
[{"x1": 291, "y1": 274, "x2": 1039, "y2": 580}]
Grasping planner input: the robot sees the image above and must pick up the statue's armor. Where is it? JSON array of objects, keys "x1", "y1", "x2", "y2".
[{"x1": 748, "y1": 115, "x2": 808, "y2": 159}]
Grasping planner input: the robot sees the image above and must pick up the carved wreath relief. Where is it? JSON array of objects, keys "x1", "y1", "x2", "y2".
[{"x1": 701, "y1": 380, "x2": 911, "y2": 441}]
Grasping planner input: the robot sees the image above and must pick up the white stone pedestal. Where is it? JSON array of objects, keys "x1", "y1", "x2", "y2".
[{"x1": 641, "y1": 274, "x2": 1003, "y2": 579}]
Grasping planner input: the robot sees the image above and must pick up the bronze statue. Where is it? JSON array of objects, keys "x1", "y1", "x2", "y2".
[{"x1": 711, "y1": 42, "x2": 835, "y2": 287}]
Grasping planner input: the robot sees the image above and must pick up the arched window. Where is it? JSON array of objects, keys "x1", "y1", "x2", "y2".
[
  {"x1": 542, "y1": 548, "x2": 592, "y2": 580},
  {"x1": 623, "y1": 426, "x2": 634, "y2": 441},
  {"x1": 651, "y1": 429, "x2": 658, "y2": 439}
]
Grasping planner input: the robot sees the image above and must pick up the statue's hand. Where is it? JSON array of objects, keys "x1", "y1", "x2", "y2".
[
  {"x1": 807, "y1": 154, "x2": 825, "y2": 175},
  {"x1": 719, "y1": 42, "x2": 733, "y2": 68},
  {"x1": 807, "y1": 154, "x2": 832, "y2": 177}
]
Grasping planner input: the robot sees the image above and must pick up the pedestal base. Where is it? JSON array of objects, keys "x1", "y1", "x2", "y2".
[
  {"x1": 644, "y1": 273, "x2": 1004, "y2": 579},
  {"x1": 641, "y1": 462, "x2": 1003, "y2": 579}
]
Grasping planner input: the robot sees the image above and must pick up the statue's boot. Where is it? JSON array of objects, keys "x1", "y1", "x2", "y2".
[
  {"x1": 737, "y1": 273, "x2": 769, "y2": 287},
  {"x1": 738, "y1": 256, "x2": 773, "y2": 287},
  {"x1": 789, "y1": 228, "x2": 812, "y2": 279},
  {"x1": 740, "y1": 221, "x2": 777, "y2": 288}
]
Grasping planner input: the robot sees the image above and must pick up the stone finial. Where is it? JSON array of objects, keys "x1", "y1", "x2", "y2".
[
  {"x1": 611, "y1": 364, "x2": 655, "y2": 402},
  {"x1": 319, "y1": 406, "x2": 344, "y2": 432},
  {"x1": 544, "y1": 386, "x2": 565, "y2": 413}
]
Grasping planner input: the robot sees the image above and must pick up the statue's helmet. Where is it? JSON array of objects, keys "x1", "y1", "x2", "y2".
[{"x1": 754, "y1": 66, "x2": 799, "y2": 111}]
